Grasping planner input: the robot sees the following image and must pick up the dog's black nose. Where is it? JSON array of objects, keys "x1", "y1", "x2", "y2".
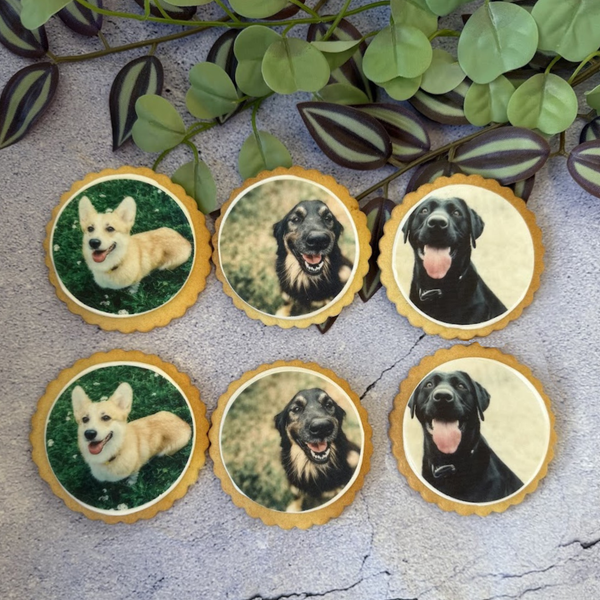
[
  {"x1": 306, "y1": 232, "x2": 330, "y2": 250},
  {"x1": 309, "y1": 418, "x2": 334, "y2": 437},
  {"x1": 84, "y1": 429, "x2": 97, "y2": 441},
  {"x1": 433, "y1": 390, "x2": 454, "y2": 403},
  {"x1": 89, "y1": 238, "x2": 102, "y2": 250},
  {"x1": 427, "y1": 214, "x2": 448, "y2": 229}
]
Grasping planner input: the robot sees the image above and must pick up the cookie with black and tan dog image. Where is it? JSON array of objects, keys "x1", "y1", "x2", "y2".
[
  {"x1": 31, "y1": 350, "x2": 209, "y2": 523},
  {"x1": 45, "y1": 167, "x2": 211, "y2": 332},
  {"x1": 210, "y1": 360, "x2": 372, "y2": 529}
]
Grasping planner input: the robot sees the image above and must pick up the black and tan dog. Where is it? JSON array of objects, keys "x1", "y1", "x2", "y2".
[
  {"x1": 402, "y1": 197, "x2": 506, "y2": 325},
  {"x1": 408, "y1": 370, "x2": 523, "y2": 503},
  {"x1": 275, "y1": 388, "x2": 360, "y2": 512},
  {"x1": 273, "y1": 200, "x2": 353, "y2": 317}
]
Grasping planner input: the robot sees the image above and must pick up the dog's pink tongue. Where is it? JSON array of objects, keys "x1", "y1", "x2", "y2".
[
  {"x1": 302, "y1": 254, "x2": 322, "y2": 265},
  {"x1": 307, "y1": 441, "x2": 327, "y2": 453},
  {"x1": 92, "y1": 249, "x2": 109, "y2": 263},
  {"x1": 423, "y1": 246, "x2": 451, "y2": 279},
  {"x1": 88, "y1": 440, "x2": 105, "y2": 455},
  {"x1": 431, "y1": 419, "x2": 461, "y2": 454}
]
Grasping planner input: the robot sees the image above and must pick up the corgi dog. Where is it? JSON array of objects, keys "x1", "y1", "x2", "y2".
[
  {"x1": 71, "y1": 382, "x2": 192, "y2": 483},
  {"x1": 78, "y1": 195, "x2": 192, "y2": 290}
]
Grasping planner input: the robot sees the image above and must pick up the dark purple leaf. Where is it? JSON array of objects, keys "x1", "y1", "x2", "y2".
[
  {"x1": 405, "y1": 159, "x2": 462, "y2": 194},
  {"x1": 316, "y1": 315, "x2": 338, "y2": 334},
  {"x1": 0, "y1": 0, "x2": 48, "y2": 58},
  {"x1": 58, "y1": 0, "x2": 103, "y2": 37},
  {"x1": 409, "y1": 80, "x2": 471, "y2": 125},
  {"x1": 509, "y1": 175, "x2": 535, "y2": 202},
  {"x1": 133, "y1": 0, "x2": 196, "y2": 19},
  {"x1": 580, "y1": 117, "x2": 600, "y2": 143},
  {"x1": 567, "y1": 140, "x2": 600, "y2": 198}
]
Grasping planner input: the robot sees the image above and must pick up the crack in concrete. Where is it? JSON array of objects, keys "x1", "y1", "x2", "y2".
[
  {"x1": 358, "y1": 494, "x2": 375, "y2": 576},
  {"x1": 480, "y1": 581, "x2": 566, "y2": 600},
  {"x1": 360, "y1": 334, "x2": 426, "y2": 401},
  {"x1": 559, "y1": 534, "x2": 600, "y2": 550}
]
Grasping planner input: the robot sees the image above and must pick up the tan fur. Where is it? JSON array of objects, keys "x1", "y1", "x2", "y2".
[
  {"x1": 71, "y1": 383, "x2": 191, "y2": 483},
  {"x1": 78, "y1": 195, "x2": 192, "y2": 290}
]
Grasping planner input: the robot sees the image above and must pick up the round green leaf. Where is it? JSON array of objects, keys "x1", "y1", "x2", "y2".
[
  {"x1": 420, "y1": 49, "x2": 466, "y2": 95},
  {"x1": 464, "y1": 75, "x2": 515, "y2": 126},
  {"x1": 532, "y1": 0, "x2": 600, "y2": 62},
  {"x1": 229, "y1": 0, "x2": 288, "y2": 19},
  {"x1": 457, "y1": 2, "x2": 538, "y2": 85},
  {"x1": 507, "y1": 73, "x2": 578, "y2": 135},
  {"x1": 425, "y1": 0, "x2": 472, "y2": 17},
  {"x1": 585, "y1": 84, "x2": 600, "y2": 114},
  {"x1": 172, "y1": 159, "x2": 217, "y2": 214},
  {"x1": 234, "y1": 26, "x2": 281, "y2": 98},
  {"x1": 186, "y1": 62, "x2": 239, "y2": 120},
  {"x1": 169, "y1": 0, "x2": 213, "y2": 5},
  {"x1": 381, "y1": 75, "x2": 422, "y2": 101},
  {"x1": 363, "y1": 24, "x2": 432, "y2": 83},
  {"x1": 310, "y1": 40, "x2": 362, "y2": 71},
  {"x1": 238, "y1": 130, "x2": 292, "y2": 179},
  {"x1": 391, "y1": 0, "x2": 438, "y2": 37},
  {"x1": 21, "y1": 0, "x2": 70, "y2": 28},
  {"x1": 315, "y1": 83, "x2": 370, "y2": 105},
  {"x1": 132, "y1": 95, "x2": 186, "y2": 153},
  {"x1": 262, "y1": 38, "x2": 330, "y2": 95}
]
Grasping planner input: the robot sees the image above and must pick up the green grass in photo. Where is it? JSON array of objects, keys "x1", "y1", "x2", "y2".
[
  {"x1": 52, "y1": 178, "x2": 194, "y2": 315},
  {"x1": 46, "y1": 365, "x2": 194, "y2": 512},
  {"x1": 221, "y1": 372, "x2": 362, "y2": 512}
]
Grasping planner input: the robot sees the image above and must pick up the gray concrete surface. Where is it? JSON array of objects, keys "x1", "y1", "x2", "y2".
[{"x1": 1, "y1": 2, "x2": 600, "y2": 599}]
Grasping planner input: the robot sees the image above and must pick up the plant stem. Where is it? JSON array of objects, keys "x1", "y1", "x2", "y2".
[
  {"x1": 98, "y1": 31, "x2": 110, "y2": 50},
  {"x1": 322, "y1": 0, "x2": 352, "y2": 40},
  {"x1": 213, "y1": 0, "x2": 240, "y2": 23},
  {"x1": 153, "y1": 0, "x2": 172, "y2": 21},
  {"x1": 183, "y1": 140, "x2": 201, "y2": 163},
  {"x1": 429, "y1": 29, "x2": 460, "y2": 41},
  {"x1": 288, "y1": 0, "x2": 320, "y2": 18},
  {"x1": 544, "y1": 55, "x2": 561, "y2": 75},
  {"x1": 568, "y1": 52, "x2": 600, "y2": 85},
  {"x1": 356, "y1": 123, "x2": 504, "y2": 201}
]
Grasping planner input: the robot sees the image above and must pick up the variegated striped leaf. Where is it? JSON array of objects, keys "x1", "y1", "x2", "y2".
[
  {"x1": 58, "y1": 0, "x2": 102, "y2": 36},
  {"x1": 510, "y1": 175, "x2": 535, "y2": 202},
  {"x1": 0, "y1": 62, "x2": 59, "y2": 149},
  {"x1": 409, "y1": 79, "x2": 470, "y2": 125},
  {"x1": 307, "y1": 19, "x2": 375, "y2": 102},
  {"x1": 580, "y1": 117, "x2": 600, "y2": 143},
  {"x1": 356, "y1": 103, "x2": 430, "y2": 162},
  {"x1": 405, "y1": 159, "x2": 462, "y2": 193},
  {"x1": 359, "y1": 197, "x2": 396, "y2": 302},
  {"x1": 0, "y1": 0, "x2": 48, "y2": 58},
  {"x1": 132, "y1": 0, "x2": 196, "y2": 19},
  {"x1": 297, "y1": 102, "x2": 392, "y2": 170},
  {"x1": 316, "y1": 315, "x2": 338, "y2": 334},
  {"x1": 207, "y1": 29, "x2": 241, "y2": 124},
  {"x1": 450, "y1": 126, "x2": 550, "y2": 185},
  {"x1": 109, "y1": 56, "x2": 163, "y2": 150},
  {"x1": 567, "y1": 140, "x2": 600, "y2": 198}
]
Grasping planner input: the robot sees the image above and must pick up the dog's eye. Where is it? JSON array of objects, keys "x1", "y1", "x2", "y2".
[
  {"x1": 82, "y1": 416, "x2": 89, "y2": 423},
  {"x1": 324, "y1": 213, "x2": 333, "y2": 222},
  {"x1": 425, "y1": 381, "x2": 433, "y2": 388},
  {"x1": 106, "y1": 226, "x2": 115, "y2": 232},
  {"x1": 420, "y1": 207, "x2": 429, "y2": 214},
  {"x1": 290, "y1": 405, "x2": 303, "y2": 414},
  {"x1": 324, "y1": 400, "x2": 334, "y2": 410},
  {"x1": 87, "y1": 226, "x2": 94, "y2": 233},
  {"x1": 290, "y1": 215, "x2": 302, "y2": 224},
  {"x1": 456, "y1": 382, "x2": 466, "y2": 390},
  {"x1": 452, "y1": 210, "x2": 461, "y2": 217},
  {"x1": 101, "y1": 415, "x2": 111, "y2": 421}
]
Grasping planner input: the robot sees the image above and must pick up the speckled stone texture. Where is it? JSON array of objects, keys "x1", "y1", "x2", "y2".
[{"x1": 1, "y1": 2, "x2": 600, "y2": 599}]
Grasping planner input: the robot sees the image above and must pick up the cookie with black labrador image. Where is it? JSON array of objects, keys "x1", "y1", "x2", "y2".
[
  {"x1": 209, "y1": 361, "x2": 372, "y2": 528},
  {"x1": 379, "y1": 174, "x2": 544, "y2": 339},
  {"x1": 390, "y1": 344, "x2": 556, "y2": 516}
]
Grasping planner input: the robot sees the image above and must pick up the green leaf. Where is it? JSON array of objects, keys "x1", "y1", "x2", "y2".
[
  {"x1": 391, "y1": 0, "x2": 438, "y2": 37},
  {"x1": 132, "y1": 95, "x2": 186, "y2": 153},
  {"x1": 451, "y1": 126, "x2": 551, "y2": 185},
  {"x1": 238, "y1": 130, "x2": 292, "y2": 179},
  {"x1": 0, "y1": 62, "x2": 59, "y2": 149},
  {"x1": 297, "y1": 101, "x2": 392, "y2": 170},
  {"x1": 363, "y1": 24, "x2": 432, "y2": 83},
  {"x1": 58, "y1": 0, "x2": 102, "y2": 37},
  {"x1": 229, "y1": 0, "x2": 288, "y2": 19},
  {"x1": 169, "y1": 0, "x2": 213, "y2": 5},
  {"x1": 0, "y1": 0, "x2": 48, "y2": 57},
  {"x1": 315, "y1": 83, "x2": 370, "y2": 105},
  {"x1": 568, "y1": 140, "x2": 600, "y2": 198},
  {"x1": 420, "y1": 49, "x2": 466, "y2": 95},
  {"x1": 311, "y1": 40, "x2": 362, "y2": 71},
  {"x1": 172, "y1": 159, "x2": 217, "y2": 214},
  {"x1": 409, "y1": 79, "x2": 470, "y2": 124},
  {"x1": 586, "y1": 84, "x2": 600, "y2": 114},
  {"x1": 21, "y1": 0, "x2": 70, "y2": 28},
  {"x1": 381, "y1": 75, "x2": 422, "y2": 101},
  {"x1": 356, "y1": 103, "x2": 430, "y2": 162},
  {"x1": 110, "y1": 56, "x2": 164, "y2": 151},
  {"x1": 186, "y1": 62, "x2": 239, "y2": 119},
  {"x1": 532, "y1": 0, "x2": 600, "y2": 62},
  {"x1": 507, "y1": 73, "x2": 578, "y2": 135},
  {"x1": 262, "y1": 38, "x2": 330, "y2": 95},
  {"x1": 464, "y1": 75, "x2": 515, "y2": 126},
  {"x1": 234, "y1": 25, "x2": 281, "y2": 97},
  {"x1": 425, "y1": 0, "x2": 472, "y2": 17},
  {"x1": 457, "y1": 2, "x2": 538, "y2": 84},
  {"x1": 581, "y1": 117, "x2": 600, "y2": 143},
  {"x1": 132, "y1": 0, "x2": 196, "y2": 19}
]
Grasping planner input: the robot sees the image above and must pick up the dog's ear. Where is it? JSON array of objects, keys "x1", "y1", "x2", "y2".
[
  {"x1": 78, "y1": 196, "x2": 96, "y2": 228},
  {"x1": 459, "y1": 372, "x2": 490, "y2": 420},
  {"x1": 332, "y1": 215, "x2": 343, "y2": 239},
  {"x1": 407, "y1": 391, "x2": 417, "y2": 419},
  {"x1": 114, "y1": 196, "x2": 137, "y2": 230},
  {"x1": 466, "y1": 203, "x2": 484, "y2": 248},
  {"x1": 72, "y1": 386, "x2": 91, "y2": 421},
  {"x1": 402, "y1": 209, "x2": 416, "y2": 244},
  {"x1": 111, "y1": 382, "x2": 133, "y2": 415},
  {"x1": 274, "y1": 407, "x2": 288, "y2": 437},
  {"x1": 273, "y1": 218, "x2": 286, "y2": 243},
  {"x1": 333, "y1": 399, "x2": 346, "y2": 423}
]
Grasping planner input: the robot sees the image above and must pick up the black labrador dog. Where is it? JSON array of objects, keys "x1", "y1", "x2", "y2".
[
  {"x1": 275, "y1": 388, "x2": 360, "y2": 511},
  {"x1": 402, "y1": 197, "x2": 506, "y2": 325},
  {"x1": 273, "y1": 200, "x2": 353, "y2": 317},
  {"x1": 408, "y1": 370, "x2": 523, "y2": 503}
]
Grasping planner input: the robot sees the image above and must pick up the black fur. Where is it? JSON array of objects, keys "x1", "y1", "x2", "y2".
[
  {"x1": 409, "y1": 370, "x2": 523, "y2": 503},
  {"x1": 274, "y1": 388, "x2": 360, "y2": 503},
  {"x1": 273, "y1": 200, "x2": 353, "y2": 316},
  {"x1": 402, "y1": 197, "x2": 507, "y2": 325}
]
